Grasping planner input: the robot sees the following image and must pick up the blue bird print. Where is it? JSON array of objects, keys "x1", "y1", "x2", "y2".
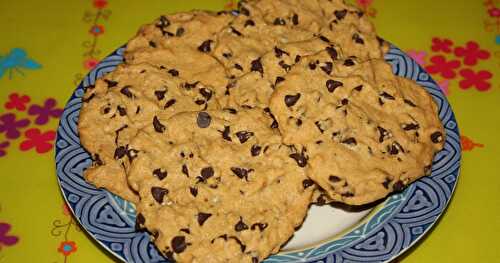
[{"x1": 0, "y1": 48, "x2": 42, "y2": 79}]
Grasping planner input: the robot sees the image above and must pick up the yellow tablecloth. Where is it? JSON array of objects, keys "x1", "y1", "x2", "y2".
[{"x1": 0, "y1": 0, "x2": 498, "y2": 262}]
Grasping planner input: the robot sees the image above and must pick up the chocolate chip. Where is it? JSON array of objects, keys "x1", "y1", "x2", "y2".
[
  {"x1": 393, "y1": 180, "x2": 405, "y2": 192},
  {"x1": 382, "y1": 178, "x2": 392, "y2": 189},
  {"x1": 195, "y1": 99, "x2": 205, "y2": 105},
  {"x1": 403, "y1": 123, "x2": 420, "y2": 130},
  {"x1": 222, "y1": 52, "x2": 232, "y2": 59},
  {"x1": 380, "y1": 92, "x2": 395, "y2": 100},
  {"x1": 341, "y1": 137, "x2": 357, "y2": 145},
  {"x1": 295, "y1": 55, "x2": 302, "y2": 63},
  {"x1": 326, "y1": 79, "x2": 343, "y2": 93},
  {"x1": 352, "y1": 33, "x2": 365, "y2": 44},
  {"x1": 198, "y1": 40, "x2": 213, "y2": 52},
  {"x1": 244, "y1": 19, "x2": 255, "y2": 27},
  {"x1": 224, "y1": 81, "x2": 236, "y2": 96},
  {"x1": 296, "y1": 119, "x2": 302, "y2": 126},
  {"x1": 314, "y1": 121, "x2": 325, "y2": 133},
  {"x1": 197, "y1": 212, "x2": 212, "y2": 226},
  {"x1": 284, "y1": 93, "x2": 301, "y2": 107},
  {"x1": 240, "y1": 6, "x2": 250, "y2": 16},
  {"x1": 168, "y1": 69, "x2": 179, "y2": 76},
  {"x1": 151, "y1": 187, "x2": 168, "y2": 204},
  {"x1": 136, "y1": 106, "x2": 141, "y2": 114},
  {"x1": 230, "y1": 26, "x2": 242, "y2": 36},
  {"x1": 235, "y1": 131, "x2": 254, "y2": 143},
  {"x1": 180, "y1": 228, "x2": 190, "y2": 234},
  {"x1": 279, "y1": 61, "x2": 291, "y2": 72},
  {"x1": 431, "y1": 131, "x2": 443, "y2": 143},
  {"x1": 200, "y1": 167, "x2": 214, "y2": 181},
  {"x1": 319, "y1": 35, "x2": 331, "y2": 43},
  {"x1": 274, "y1": 46, "x2": 289, "y2": 58},
  {"x1": 219, "y1": 126, "x2": 232, "y2": 141},
  {"x1": 271, "y1": 120, "x2": 278, "y2": 129},
  {"x1": 114, "y1": 146, "x2": 127, "y2": 159},
  {"x1": 389, "y1": 144, "x2": 399, "y2": 155},
  {"x1": 235, "y1": 217, "x2": 248, "y2": 232},
  {"x1": 104, "y1": 79, "x2": 118, "y2": 88},
  {"x1": 302, "y1": 179, "x2": 314, "y2": 189},
  {"x1": 289, "y1": 152, "x2": 307, "y2": 167},
  {"x1": 93, "y1": 154, "x2": 103, "y2": 166},
  {"x1": 197, "y1": 112, "x2": 211, "y2": 128},
  {"x1": 180, "y1": 164, "x2": 189, "y2": 178},
  {"x1": 292, "y1": 13, "x2": 299, "y2": 25},
  {"x1": 189, "y1": 187, "x2": 198, "y2": 197},
  {"x1": 404, "y1": 99, "x2": 417, "y2": 107},
  {"x1": 341, "y1": 98, "x2": 349, "y2": 105},
  {"x1": 342, "y1": 192, "x2": 354, "y2": 197},
  {"x1": 184, "y1": 81, "x2": 199, "y2": 90},
  {"x1": 149, "y1": 41, "x2": 157, "y2": 48},
  {"x1": 251, "y1": 144, "x2": 262, "y2": 156},
  {"x1": 309, "y1": 62, "x2": 317, "y2": 70},
  {"x1": 135, "y1": 213, "x2": 145, "y2": 231},
  {"x1": 320, "y1": 62, "x2": 333, "y2": 75},
  {"x1": 329, "y1": 175, "x2": 341, "y2": 183},
  {"x1": 153, "y1": 116, "x2": 166, "y2": 133},
  {"x1": 250, "y1": 58, "x2": 263, "y2": 75},
  {"x1": 377, "y1": 126, "x2": 389, "y2": 142},
  {"x1": 153, "y1": 168, "x2": 168, "y2": 180},
  {"x1": 175, "y1": 27, "x2": 185, "y2": 37},
  {"x1": 251, "y1": 223, "x2": 268, "y2": 232},
  {"x1": 234, "y1": 63, "x2": 243, "y2": 71},
  {"x1": 252, "y1": 257, "x2": 259, "y2": 263},
  {"x1": 157, "y1": 15, "x2": 170, "y2": 28},
  {"x1": 354, "y1": 85, "x2": 363, "y2": 91},
  {"x1": 275, "y1": 76, "x2": 285, "y2": 85},
  {"x1": 117, "y1": 106, "x2": 127, "y2": 116},
  {"x1": 326, "y1": 46, "x2": 338, "y2": 60},
  {"x1": 164, "y1": 99, "x2": 176, "y2": 109},
  {"x1": 334, "y1": 9, "x2": 347, "y2": 20},
  {"x1": 164, "y1": 251, "x2": 174, "y2": 261},
  {"x1": 273, "y1": 17, "x2": 286, "y2": 25},
  {"x1": 155, "y1": 90, "x2": 166, "y2": 100},
  {"x1": 343, "y1": 59, "x2": 355, "y2": 66},
  {"x1": 230, "y1": 167, "x2": 253, "y2": 180},
  {"x1": 120, "y1": 86, "x2": 133, "y2": 98},
  {"x1": 223, "y1": 107, "x2": 238, "y2": 114},
  {"x1": 171, "y1": 236, "x2": 188, "y2": 253},
  {"x1": 82, "y1": 93, "x2": 95, "y2": 103}
]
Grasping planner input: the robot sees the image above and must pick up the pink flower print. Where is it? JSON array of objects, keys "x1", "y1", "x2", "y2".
[
  {"x1": 28, "y1": 98, "x2": 63, "y2": 125},
  {"x1": 407, "y1": 50, "x2": 427, "y2": 66},
  {"x1": 459, "y1": 69, "x2": 493, "y2": 91},
  {"x1": 431, "y1": 37, "x2": 454, "y2": 53},
  {"x1": 0, "y1": 222, "x2": 19, "y2": 249},
  {"x1": 0, "y1": 141, "x2": 9, "y2": 157},
  {"x1": 454, "y1": 41, "x2": 491, "y2": 66},
  {"x1": 437, "y1": 79, "x2": 450, "y2": 96},
  {"x1": 425, "y1": 55, "x2": 461, "y2": 79},
  {"x1": 0, "y1": 113, "x2": 30, "y2": 139},
  {"x1": 488, "y1": 7, "x2": 500, "y2": 17},
  {"x1": 4, "y1": 93, "x2": 31, "y2": 111},
  {"x1": 356, "y1": 0, "x2": 373, "y2": 8}
]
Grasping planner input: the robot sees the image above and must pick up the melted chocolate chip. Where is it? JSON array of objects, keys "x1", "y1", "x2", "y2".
[
  {"x1": 275, "y1": 76, "x2": 285, "y2": 85},
  {"x1": 82, "y1": 93, "x2": 95, "y2": 103},
  {"x1": 198, "y1": 40, "x2": 213, "y2": 52},
  {"x1": 154, "y1": 90, "x2": 166, "y2": 100},
  {"x1": 341, "y1": 98, "x2": 349, "y2": 105},
  {"x1": 279, "y1": 60, "x2": 291, "y2": 72},
  {"x1": 197, "y1": 212, "x2": 212, "y2": 226},
  {"x1": 235, "y1": 217, "x2": 249, "y2": 232},
  {"x1": 329, "y1": 175, "x2": 341, "y2": 183},
  {"x1": 295, "y1": 55, "x2": 302, "y2": 63},
  {"x1": 404, "y1": 99, "x2": 417, "y2": 107},
  {"x1": 231, "y1": 26, "x2": 242, "y2": 36},
  {"x1": 251, "y1": 222, "x2": 268, "y2": 231},
  {"x1": 382, "y1": 178, "x2": 392, "y2": 189},
  {"x1": 341, "y1": 137, "x2": 357, "y2": 145},
  {"x1": 326, "y1": 79, "x2": 343, "y2": 93},
  {"x1": 171, "y1": 236, "x2": 188, "y2": 253},
  {"x1": 284, "y1": 93, "x2": 301, "y2": 107},
  {"x1": 377, "y1": 126, "x2": 389, "y2": 142},
  {"x1": 189, "y1": 187, "x2": 198, "y2": 197},
  {"x1": 354, "y1": 85, "x2": 363, "y2": 91},
  {"x1": 403, "y1": 123, "x2": 420, "y2": 130},
  {"x1": 153, "y1": 168, "x2": 168, "y2": 180},
  {"x1": 343, "y1": 59, "x2": 355, "y2": 66},
  {"x1": 117, "y1": 106, "x2": 127, "y2": 116},
  {"x1": 274, "y1": 46, "x2": 289, "y2": 58},
  {"x1": 104, "y1": 79, "x2": 118, "y2": 88},
  {"x1": 200, "y1": 167, "x2": 214, "y2": 181},
  {"x1": 430, "y1": 131, "x2": 443, "y2": 143},
  {"x1": 114, "y1": 146, "x2": 127, "y2": 159},
  {"x1": 319, "y1": 35, "x2": 331, "y2": 43},
  {"x1": 149, "y1": 41, "x2": 157, "y2": 48},
  {"x1": 320, "y1": 62, "x2": 333, "y2": 75},
  {"x1": 219, "y1": 126, "x2": 231, "y2": 141},
  {"x1": 292, "y1": 13, "x2": 299, "y2": 25},
  {"x1": 302, "y1": 179, "x2": 314, "y2": 189},
  {"x1": 151, "y1": 187, "x2": 168, "y2": 204},
  {"x1": 196, "y1": 112, "x2": 211, "y2": 128},
  {"x1": 334, "y1": 9, "x2": 347, "y2": 20},
  {"x1": 235, "y1": 131, "x2": 254, "y2": 143},
  {"x1": 273, "y1": 17, "x2": 286, "y2": 25},
  {"x1": 195, "y1": 99, "x2": 205, "y2": 105},
  {"x1": 176, "y1": 27, "x2": 185, "y2": 37},
  {"x1": 93, "y1": 154, "x2": 103, "y2": 166},
  {"x1": 153, "y1": 116, "x2": 166, "y2": 133},
  {"x1": 309, "y1": 62, "x2": 317, "y2": 70},
  {"x1": 164, "y1": 99, "x2": 176, "y2": 109},
  {"x1": 289, "y1": 152, "x2": 307, "y2": 167},
  {"x1": 326, "y1": 46, "x2": 338, "y2": 60},
  {"x1": 251, "y1": 144, "x2": 262, "y2": 156},
  {"x1": 352, "y1": 33, "x2": 365, "y2": 44},
  {"x1": 168, "y1": 69, "x2": 179, "y2": 77},
  {"x1": 135, "y1": 213, "x2": 145, "y2": 231},
  {"x1": 223, "y1": 107, "x2": 238, "y2": 114},
  {"x1": 250, "y1": 58, "x2": 264, "y2": 75},
  {"x1": 230, "y1": 167, "x2": 253, "y2": 180},
  {"x1": 234, "y1": 63, "x2": 243, "y2": 71},
  {"x1": 244, "y1": 19, "x2": 255, "y2": 27},
  {"x1": 180, "y1": 228, "x2": 190, "y2": 234},
  {"x1": 120, "y1": 86, "x2": 133, "y2": 98},
  {"x1": 393, "y1": 180, "x2": 405, "y2": 192},
  {"x1": 184, "y1": 81, "x2": 199, "y2": 90},
  {"x1": 380, "y1": 92, "x2": 395, "y2": 100}
]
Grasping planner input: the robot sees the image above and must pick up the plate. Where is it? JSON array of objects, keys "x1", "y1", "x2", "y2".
[{"x1": 55, "y1": 44, "x2": 461, "y2": 262}]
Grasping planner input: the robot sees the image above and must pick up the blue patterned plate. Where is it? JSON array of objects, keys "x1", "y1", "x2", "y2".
[{"x1": 55, "y1": 44, "x2": 461, "y2": 262}]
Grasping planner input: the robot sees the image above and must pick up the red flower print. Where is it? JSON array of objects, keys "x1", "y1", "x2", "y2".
[
  {"x1": 489, "y1": 7, "x2": 500, "y2": 17},
  {"x1": 58, "y1": 241, "x2": 77, "y2": 256},
  {"x1": 356, "y1": 0, "x2": 373, "y2": 7},
  {"x1": 83, "y1": 58, "x2": 99, "y2": 70},
  {"x1": 425, "y1": 55, "x2": 461, "y2": 79},
  {"x1": 0, "y1": 222, "x2": 19, "y2": 249},
  {"x1": 93, "y1": 0, "x2": 108, "y2": 9},
  {"x1": 89, "y1": 25, "x2": 105, "y2": 36},
  {"x1": 28, "y1": 98, "x2": 63, "y2": 125},
  {"x1": 0, "y1": 113, "x2": 30, "y2": 139},
  {"x1": 461, "y1": 136, "x2": 484, "y2": 151},
  {"x1": 459, "y1": 69, "x2": 492, "y2": 91},
  {"x1": 454, "y1": 41, "x2": 491, "y2": 66},
  {"x1": 19, "y1": 128, "x2": 56, "y2": 153},
  {"x1": 431, "y1": 37, "x2": 454, "y2": 53},
  {"x1": 0, "y1": 141, "x2": 9, "y2": 157},
  {"x1": 4, "y1": 93, "x2": 31, "y2": 111}
]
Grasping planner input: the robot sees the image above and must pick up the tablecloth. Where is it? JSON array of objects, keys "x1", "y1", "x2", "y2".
[{"x1": 0, "y1": 0, "x2": 498, "y2": 262}]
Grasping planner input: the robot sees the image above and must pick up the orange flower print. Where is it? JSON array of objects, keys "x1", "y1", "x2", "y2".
[
  {"x1": 58, "y1": 241, "x2": 77, "y2": 256},
  {"x1": 461, "y1": 136, "x2": 484, "y2": 151}
]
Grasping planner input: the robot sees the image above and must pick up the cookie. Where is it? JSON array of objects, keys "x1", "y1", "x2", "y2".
[
  {"x1": 221, "y1": 38, "x2": 343, "y2": 110},
  {"x1": 269, "y1": 52, "x2": 445, "y2": 205},
  {"x1": 127, "y1": 109, "x2": 314, "y2": 262},
  {"x1": 79, "y1": 63, "x2": 221, "y2": 202},
  {"x1": 124, "y1": 11, "x2": 233, "y2": 92}
]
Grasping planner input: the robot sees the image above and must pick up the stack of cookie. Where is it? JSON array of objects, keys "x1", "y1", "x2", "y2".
[{"x1": 78, "y1": 0, "x2": 445, "y2": 262}]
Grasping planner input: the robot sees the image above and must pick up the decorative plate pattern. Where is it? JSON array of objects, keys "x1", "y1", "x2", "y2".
[{"x1": 55, "y1": 44, "x2": 461, "y2": 263}]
